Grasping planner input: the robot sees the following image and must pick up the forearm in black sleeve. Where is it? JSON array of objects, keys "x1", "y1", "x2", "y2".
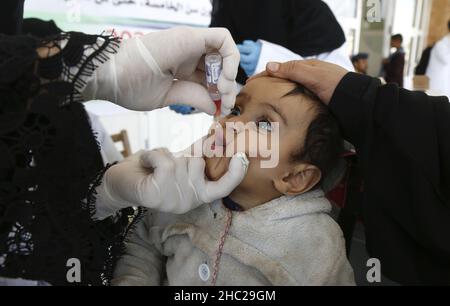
[
  {"x1": 329, "y1": 72, "x2": 450, "y2": 284},
  {"x1": 327, "y1": 72, "x2": 379, "y2": 151},
  {"x1": 330, "y1": 72, "x2": 450, "y2": 203}
]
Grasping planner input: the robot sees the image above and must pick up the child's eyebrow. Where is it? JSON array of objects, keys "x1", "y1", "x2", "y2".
[
  {"x1": 236, "y1": 92, "x2": 250, "y2": 100},
  {"x1": 263, "y1": 102, "x2": 287, "y2": 125},
  {"x1": 238, "y1": 90, "x2": 287, "y2": 124}
]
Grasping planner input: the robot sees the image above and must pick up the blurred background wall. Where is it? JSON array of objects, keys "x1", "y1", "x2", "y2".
[{"x1": 427, "y1": 0, "x2": 450, "y2": 45}]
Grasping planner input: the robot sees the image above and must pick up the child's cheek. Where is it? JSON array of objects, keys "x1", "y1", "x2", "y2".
[
  {"x1": 226, "y1": 129, "x2": 273, "y2": 161},
  {"x1": 204, "y1": 156, "x2": 230, "y2": 182},
  {"x1": 223, "y1": 129, "x2": 248, "y2": 158}
]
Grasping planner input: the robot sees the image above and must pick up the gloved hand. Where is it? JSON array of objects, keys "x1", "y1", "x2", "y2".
[
  {"x1": 82, "y1": 27, "x2": 240, "y2": 116},
  {"x1": 169, "y1": 104, "x2": 195, "y2": 115},
  {"x1": 237, "y1": 40, "x2": 262, "y2": 76},
  {"x1": 94, "y1": 149, "x2": 249, "y2": 219}
]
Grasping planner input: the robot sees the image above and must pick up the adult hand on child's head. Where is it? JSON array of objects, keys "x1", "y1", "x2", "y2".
[
  {"x1": 83, "y1": 27, "x2": 240, "y2": 116},
  {"x1": 248, "y1": 60, "x2": 349, "y2": 105}
]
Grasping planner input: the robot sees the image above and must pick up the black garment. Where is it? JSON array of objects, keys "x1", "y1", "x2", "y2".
[
  {"x1": 414, "y1": 46, "x2": 433, "y2": 76},
  {"x1": 0, "y1": 32, "x2": 136, "y2": 285},
  {"x1": 22, "y1": 18, "x2": 62, "y2": 39},
  {"x1": 330, "y1": 72, "x2": 450, "y2": 285},
  {"x1": 383, "y1": 48, "x2": 405, "y2": 87},
  {"x1": 222, "y1": 197, "x2": 244, "y2": 212},
  {"x1": 210, "y1": 0, "x2": 346, "y2": 83},
  {"x1": 0, "y1": 0, "x2": 24, "y2": 35}
]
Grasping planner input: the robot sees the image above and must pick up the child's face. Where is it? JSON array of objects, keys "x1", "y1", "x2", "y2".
[{"x1": 204, "y1": 77, "x2": 321, "y2": 204}]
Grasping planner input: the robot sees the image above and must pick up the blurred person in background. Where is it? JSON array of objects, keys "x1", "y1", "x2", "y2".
[
  {"x1": 0, "y1": 0, "x2": 24, "y2": 35},
  {"x1": 382, "y1": 34, "x2": 405, "y2": 87},
  {"x1": 426, "y1": 20, "x2": 450, "y2": 99},
  {"x1": 171, "y1": 0, "x2": 354, "y2": 116},
  {"x1": 351, "y1": 53, "x2": 369, "y2": 75},
  {"x1": 415, "y1": 46, "x2": 433, "y2": 76},
  {"x1": 210, "y1": 0, "x2": 354, "y2": 84}
]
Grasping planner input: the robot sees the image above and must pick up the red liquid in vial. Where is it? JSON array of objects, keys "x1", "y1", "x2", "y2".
[{"x1": 214, "y1": 99, "x2": 222, "y2": 118}]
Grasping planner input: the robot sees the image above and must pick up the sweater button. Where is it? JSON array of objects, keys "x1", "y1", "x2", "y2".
[{"x1": 198, "y1": 263, "x2": 210, "y2": 282}]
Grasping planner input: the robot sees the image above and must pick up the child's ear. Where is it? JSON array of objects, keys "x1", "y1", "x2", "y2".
[{"x1": 273, "y1": 164, "x2": 322, "y2": 196}]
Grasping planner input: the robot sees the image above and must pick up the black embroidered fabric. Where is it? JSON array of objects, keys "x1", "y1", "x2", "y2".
[{"x1": 0, "y1": 32, "x2": 140, "y2": 285}]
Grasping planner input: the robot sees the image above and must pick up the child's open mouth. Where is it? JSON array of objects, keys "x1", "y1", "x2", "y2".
[
  {"x1": 211, "y1": 144, "x2": 226, "y2": 155},
  {"x1": 211, "y1": 126, "x2": 226, "y2": 155},
  {"x1": 211, "y1": 132, "x2": 227, "y2": 154}
]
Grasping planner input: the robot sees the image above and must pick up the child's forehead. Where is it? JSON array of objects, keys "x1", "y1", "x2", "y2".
[
  {"x1": 243, "y1": 76, "x2": 297, "y2": 97},
  {"x1": 241, "y1": 76, "x2": 317, "y2": 129},
  {"x1": 240, "y1": 77, "x2": 306, "y2": 113}
]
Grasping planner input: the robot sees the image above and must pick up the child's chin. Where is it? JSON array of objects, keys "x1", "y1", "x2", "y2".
[{"x1": 204, "y1": 156, "x2": 230, "y2": 182}]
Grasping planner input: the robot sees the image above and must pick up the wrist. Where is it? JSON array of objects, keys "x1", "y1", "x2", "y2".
[{"x1": 93, "y1": 168, "x2": 134, "y2": 219}]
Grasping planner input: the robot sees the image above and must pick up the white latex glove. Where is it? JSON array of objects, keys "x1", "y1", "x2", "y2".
[
  {"x1": 83, "y1": 27, "x2": 240, "y2": 116},
  {"x1": 94, "y1": 149, "x2": 249, "y2": 220}
]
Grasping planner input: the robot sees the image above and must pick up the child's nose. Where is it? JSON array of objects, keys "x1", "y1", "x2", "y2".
[
  {"x1": 220, "y1": 115, "x2": 248, "y2": 132},
  {"x1": 212, "y1": 119, "x2": 245, "y2": 148},
  {"x1": 220, "y1": 119, "x2": 245, "y2": 137}
]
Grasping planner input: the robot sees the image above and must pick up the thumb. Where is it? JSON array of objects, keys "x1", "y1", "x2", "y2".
[
  {"x1": 198, "y1": 153, "x2": 249, "y2": 203},
  {"x1": 164, "y1": 80, "x2": 216, "y2": 115},
  {"x1": 266, "y1": 60, "x2": 349, "y2": 104}
]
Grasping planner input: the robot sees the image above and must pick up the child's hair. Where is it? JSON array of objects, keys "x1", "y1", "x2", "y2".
[
  {"x1": 284, "y1": 85, "x2": 344, "y2": 188},
  {"x1": 391, "y1": 34, "x2": 403, "y2": 43}
]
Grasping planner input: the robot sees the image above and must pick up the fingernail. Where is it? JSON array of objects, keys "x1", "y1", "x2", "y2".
[
  {"x1": 235, "y1": 152, "x2": 249, "y2": 172},
  {"x1": 267, "y1": 62, "x2": 280, "y2": 72}
]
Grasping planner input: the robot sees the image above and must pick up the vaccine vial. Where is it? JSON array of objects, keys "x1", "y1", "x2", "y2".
[{"x1": 205, "y1": 53, "x2": 223, "y2": 118}]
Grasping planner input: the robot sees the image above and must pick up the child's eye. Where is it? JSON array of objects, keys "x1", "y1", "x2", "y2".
[
  {"x1": 258, "y1": 120, "x2": 272, "y2": 132},
  {"x1": 230, "y1": 107, "x2": 241, "y2": 116}
]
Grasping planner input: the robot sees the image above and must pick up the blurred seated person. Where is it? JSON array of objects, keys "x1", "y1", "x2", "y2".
[{"x1": 351, "y1": 53, "x2": 369, "y2": 75}]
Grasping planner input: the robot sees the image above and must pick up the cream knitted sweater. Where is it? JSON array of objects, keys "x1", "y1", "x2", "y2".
[{"x1": 113, "y1": 189, "x2": 355, "y2": 286}]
